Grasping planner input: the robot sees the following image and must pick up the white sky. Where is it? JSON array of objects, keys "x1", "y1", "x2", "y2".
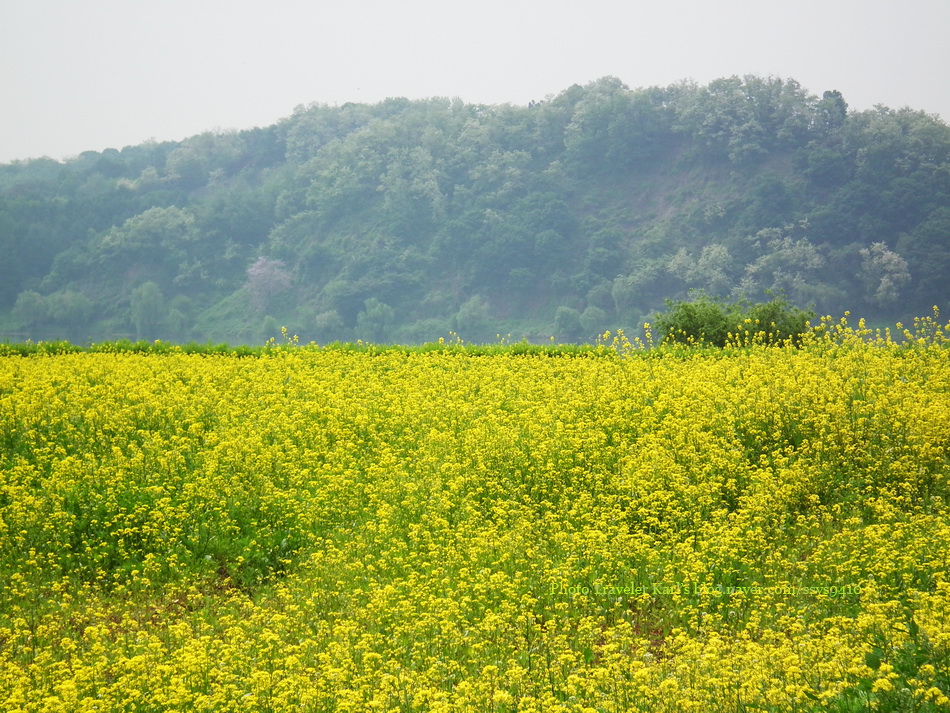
[{"x1": 2, "y1": 0, "x2": 949, "y2": 164}]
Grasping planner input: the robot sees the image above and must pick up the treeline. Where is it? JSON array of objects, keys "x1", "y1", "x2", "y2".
[{"x1": 2, "y1": 75, "x2": 949, "y2": 343}]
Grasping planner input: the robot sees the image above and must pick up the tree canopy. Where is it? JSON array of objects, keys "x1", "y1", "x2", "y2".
[{"x1": 2, "y1": 75, "x2": 948, "y2": 343}]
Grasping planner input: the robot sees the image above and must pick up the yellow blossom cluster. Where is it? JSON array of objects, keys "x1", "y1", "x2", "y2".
[{"x1": 1, "y1": 317, "x2": 949, "y2": 711}]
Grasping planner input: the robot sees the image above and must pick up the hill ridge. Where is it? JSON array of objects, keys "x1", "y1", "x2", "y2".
[{"x1": 2, "y1": 75, "x2": 948, "y2": 343}]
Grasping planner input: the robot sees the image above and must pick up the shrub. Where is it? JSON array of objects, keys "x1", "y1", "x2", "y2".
[{"x1": 655, "y1": 295, "x2": 814, "y2": 346}]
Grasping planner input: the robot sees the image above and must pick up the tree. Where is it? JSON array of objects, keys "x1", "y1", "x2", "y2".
[
  {"x1": 815, "y1": 90, "x2": 848, "y2": 135},
  {"x1": 313, "y1": 310, "x2": 345, "y2": 341},
  {"x1": 654, "y1": 296, "x2": 734, "y2": 346},
  {"x1": 667, "y1": 244, "x2": 734, "y2": 296},
  {"x1": 246, "y1": 257, "x2": 292, "y2": 314},
  {"x1": 675, "y1": 75, "x2": 815, "y2": 164},
  {"x1": 554, "y1": 306, "x2": 582, "y2": 340},
  {"x1": 3, "y1": 76, "x2": 950, "y2": 344},
  {"x1": 44, "y1": 290, "x2": 94, "y2": 342},
  {"x1": 452, "y1": 295, "x2": 492, "y2": 342},
  {"x1": 563, "y1": 77, "x2": 672, "y2": 173},
  {"x1": 655, "y1": 296, "x2": 813, "y2": 347},
  {"x1": 260, "y1": 315, "x2": 279, "y2": 343},
  {"x1": 167, "y1": 308, "x2": 191, "y2": 340},
  {"x1": 47, "y1": 290, "x2": 93, "y2": 326},
  {"x1": 356, "y1": 298, "x2": 395, "y2": 342},
  {"x1": 378, "y1": 146, "x2": 446, "y2": 239},
  {"x1": 897, "y1": 208, "x2": 950, "y2": 309},
  {"x1": 96, "y1": 206, "x2": 197, "y2": 264},
  {"x1": 580, "y1": 305, "x2": 608, "y2": 337},
  {"x1": 859, "y1": 242, "x2": 910, "y2": 307},
  {"x1": 164, "y1": 130, "x2": 247, "y2": 188},
  {"x1": 742, "y1": 226, "x2": 824, "y2": 306},
  {"x1": 130, "y1": 282, "x2": 165, "y2": 339},
  {"x1": 12, "y1": 290, "x2": 48, "y2": 326}
]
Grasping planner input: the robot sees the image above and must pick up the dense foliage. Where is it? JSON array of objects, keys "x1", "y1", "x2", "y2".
[
  {"x1": 1, "y1": 315, "x2": 949, "y2": 710},
  {"x1": 654, "y1": 295, "x2": 815, "y2": 346},
  {"x1": 2, "y1": 76, "x2": 948, "y2": 343}
]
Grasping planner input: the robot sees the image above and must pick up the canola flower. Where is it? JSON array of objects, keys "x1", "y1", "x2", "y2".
[{"x1": 0, "y1": 314, "x2": 949, "y2": 711}]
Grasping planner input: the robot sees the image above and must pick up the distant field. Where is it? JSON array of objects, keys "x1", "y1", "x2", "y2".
[{"x1": 1, "y1": 318, "x2": 949, "y2": 712}]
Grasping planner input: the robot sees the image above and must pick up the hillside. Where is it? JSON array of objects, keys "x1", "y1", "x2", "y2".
[{"x1": 2, "y1": 75, "x2": 949, "y2": 344}]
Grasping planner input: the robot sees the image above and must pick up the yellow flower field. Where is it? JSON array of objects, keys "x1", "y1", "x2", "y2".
[{"x1": 1, "y1": 317, "x2": 949, "y2": 711}]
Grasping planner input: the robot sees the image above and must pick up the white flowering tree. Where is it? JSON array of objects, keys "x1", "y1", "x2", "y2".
[
  {"x1": 859, "y1": 242, "x2": 910, "y2": 306},
  {"x1": 667, "y1": 243, "x2": 734, "y2": 296}
]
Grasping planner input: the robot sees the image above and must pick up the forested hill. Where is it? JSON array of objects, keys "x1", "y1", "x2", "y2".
[{"x1": 3, "y1": 75, "x2": 949, "y2": 344}]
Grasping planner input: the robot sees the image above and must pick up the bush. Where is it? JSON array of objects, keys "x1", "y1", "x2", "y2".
[
  {"x1": 743, "y1": 299, "x2": 815, "y2": 345},
  {"x1": 654, "y1": 296, "x2": 814, "y2": 347}
]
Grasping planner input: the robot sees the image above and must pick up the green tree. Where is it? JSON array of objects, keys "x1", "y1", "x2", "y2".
[
  {"x1": 164, "y1": 130, "x2": 247, "y2": 188},
  {"x1": 452, "y1": 295, "x2": 492, "y2": 342},
  {"x1": 563, "y1": 77, "x2": 672, "y2": 172},
  {"x1": 554, "y1": 306, "x2": 582, "y2": 340},
  {"x1": 611, "y1": 277, "x2": 637, "y2": 320},
  {"x1": 654, "y1": 296, "x2": 734, "y2": 346},
  {"x1": 580, "y1": 305, "x2": 608, "y2": 337},
  {"x1": 97, "y1": 206, "x2": 197, "y2": 262},
  {"x1": 378, "y1": 147, "x2": 446, "y2": 239},
  {"x1": 167, "y1": 308, "x2": 190, "y2": 341},
  {"x1": 12, "y1": 290, "x2": 48, "y2": 326},
  {"x1": 46, "y1": 291, "x2": 94, "y2": 342},
  {"x1": 815, "y1": 90, "x2": 848, "y2": 135},
  {"x1": 47, "y1": 290, "x2": 93, "y2": 326},
  {"x1": 356, "y1": 298, "x2": 395, "y2": 342},
  {"x1": 260, "y1": 315, "x2": 279, "y2": 343},
  {"x1": 897, "y1": 208, "x2": 950, "y2": 309},
  {"x1": 655, "y1": 296, "x2": 813, "y2": 347},
  {"x1": 675, "y1": 75, "x2": 815, "y2": 164},
  {"x1": 313, "y1": 310, "x2": 345, "y2": 341},
  {"x1": 130, "y1": 282, "x2": 165, "y2": 339}
]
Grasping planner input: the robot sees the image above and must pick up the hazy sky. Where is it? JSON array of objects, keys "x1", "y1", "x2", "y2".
[{"x1": 2, "y1": 0, "x2": 949, "y2": 164}]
